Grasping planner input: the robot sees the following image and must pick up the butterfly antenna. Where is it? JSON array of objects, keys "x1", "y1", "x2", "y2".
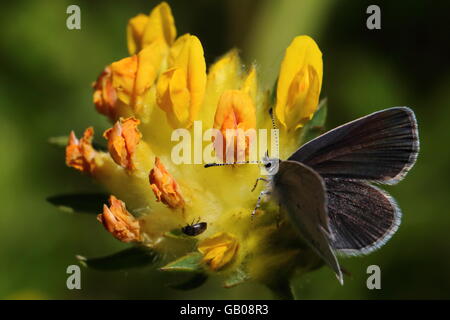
[
  {"x1": 269, "y1": 108, "x2": 279, "y2": 158},
  {"x1": 204, "y1": 160, "x2": 260, "y2": 168},
  {"x1": 269, "y1": 108, "x2": 277, "y2": 130}
]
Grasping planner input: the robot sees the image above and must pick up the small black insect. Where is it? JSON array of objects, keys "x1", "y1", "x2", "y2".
[{"x1": 182, "y1": 219, "x2": 207, "y2": 236}]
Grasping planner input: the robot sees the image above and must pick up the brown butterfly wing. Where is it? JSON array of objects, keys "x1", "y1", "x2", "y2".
[{"x1": 273, "y1": 160, "x2": 343, "y2": 284}]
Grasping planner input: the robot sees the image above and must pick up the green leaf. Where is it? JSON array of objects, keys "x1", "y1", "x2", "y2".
[
  {"x1": 47, "y1": 135, "x2": 107, "y2": 151},
  {"x1": 301, "y1": 98, "x2": 328, "y2": 143},
  {"x1": 267, "y1": 279, "x2": 294, "y2": 300},
  {"x1": 47, "y1": 193, "x2": 109, "y2": 214},
  {"x1": 77, "y1": 246, "x2": 159, "y2": 271},
  {"x1": 160, "y1": 252, "x2": 204, "y2": 272},
  {"x1": 48, "y1": 136, "x2": 69, "y2": 148},
  {"x1": 163, "y1": 229, "x2": 199, "y2": 242},
  {"x1": 223, "y1": 268, "x2": 250, "y2": 288},
  {"x1": 168, "y1": 273, "x2": 208, "y2": 291}
]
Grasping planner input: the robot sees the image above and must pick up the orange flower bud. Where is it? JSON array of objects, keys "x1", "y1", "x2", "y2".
[
  {"x1": 65, "y1": 127, "x2": 97, "y2": 173},
  {"x1": 149, "y1": 157, "x2": 184, "y2": 209},
  {"x1": 198, "y1": 232, "x2": 239, "y2": 270},
  {"x1": 97, "y1": 195, "x2": 141, "y2": 243},
  {"x1": 213, "y1": 90, "x2": 256, "y2": 162},
  {"x1": 103, "y1": 118, "x2": 142, "y2": 170},
  {"x1": 93, "y1": 66, "x2": 118, "y2": 119}
]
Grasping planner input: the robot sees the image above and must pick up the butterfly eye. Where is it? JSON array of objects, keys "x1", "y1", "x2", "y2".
[{"x1": 265, "y1": 162, "x2": 272, "y2": 168}]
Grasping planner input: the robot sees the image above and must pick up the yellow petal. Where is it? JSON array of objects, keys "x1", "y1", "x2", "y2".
[
  {"x1": 110, "y1": 55, "x2": 138, "y2": 106},
  {"x1": 208, "y1": 49, "x2": 240, "y2": 88},
  {"x1": 200, "y1": 50, "x2": 241, "y2": 128},
  {"x1": 127, "y1": 14, "x2": 149, "y2": 55},
  {"x1": 156, "y1": 35, "x2": 206, "y2": 128},
  {"x1": 275, "y1": 35, "x2": 322, "y2": 130},
  {"x1": 213, "y1": 90, "x2": 256, "y2": 162},
  {"x1": 242, "y1": 65, "x2": 257, "y2": 102},
  {"x1": 142, "y1": 2, "x2": 176, "y2": 49},
  {"x1": 169, "y1": 33, "x2": 191, "y2": 66},
  {"x1": 135, "y1": 44, "x2": 163, "y2": 95},
  {"x1": 286, "y1": 65, "x2": 320, "y2": 129},
  {"x1": 133, "y1": 42, "x2": 165, "y2": 111},
  {"x1": 198, "y1": 232, "x2": 239, "y2": 271},
  {"x1": 108, "y1": 44, "x2": 163, "y2": 114},
  {"x1": 156, "y1": 68, "x2": 173, "y2": 112},
  {"x1": 178, "y1": 35, "x2": 206, "y2": 123},
  {"x1": 169, "y1": 68, "x2": 191, "y2": 125},
  {"x1": 127, "y1": 2, "x2": 176, "y2": 55}
]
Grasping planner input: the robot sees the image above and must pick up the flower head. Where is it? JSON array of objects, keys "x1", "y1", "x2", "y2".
[
  {"x1": 58, "y1": 2, "x2": 333, "y2": 299},
  {"x1": 103, "y1": 117, "x2": 142, "y2": 171},
  {"x1": 65, "y1": 127, "x2": 97, "y2": 173},
  {"x1": 97, "y1": 195, "x2": 141, "y2": 243},
  {"x1": 275, "y1": 35, "x2": 323, "y2": 130}
]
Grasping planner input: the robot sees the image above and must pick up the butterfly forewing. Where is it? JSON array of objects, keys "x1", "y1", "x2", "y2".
[
  {"x1": 273, "y1": 160, "x2": 343, "y2": 284},
  {"x1": 288, "y1": 107, "x2": 419, "y2": 184},
  {"x1": 274, "y1": 107, "x2": 419, "y2": 280},
  {"x1": 325, "y1": 178, "x2": 401, "y2": 256}
]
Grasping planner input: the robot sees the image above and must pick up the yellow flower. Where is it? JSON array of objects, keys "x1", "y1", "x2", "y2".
[
  {"x1": 242, "y1": 66, "x2": 258, "y2": 102},
  {"x1": 275, "y1": 35, "x2": 323, "y2": 130},
  {"x1": 97, "y1": 195, "x2": 141, "y2": 243},
  {"x1": 156, "y1": 34, "x2": 206, "y2": 128},
  {"x1": 103, "y1": 117, "x2": 142, "y2": 171},
  {"x1": 198, "y1": 232, "x2": 239, "y2": 271},
  {"x1": 61, "y1": 2, "x2": 332, "y2": 297},
  {"x1": 93, "y1": 45, "x2": 164, "y2": 120},
  {"x1": 127, "y1": 1, "x2": 176, "y2": 55},
  {"x1": 93, "y1": 2, "x2": 176, "y2": 123},
  {"x1": 65, "y1": 127, "x2": 97, "y2": 173},
  {"x1": 149, "y1": 157, "x2": 185, "y2": 209},
  {"x1": 118, "y1": 46, "x2": 164, "y2": 110},
  {"x1": 213, "y1": 90, "x2": 256, "y2": 162},
  {"x1": 199, "y1": 50, "x2": 242, "y2": 129}
]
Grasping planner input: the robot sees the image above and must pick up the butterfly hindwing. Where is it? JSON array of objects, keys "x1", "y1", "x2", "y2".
[
  {"x1": 325, "y1": 178, "x2": 401, "y2": 256},
  {"x1": 289, "y1": 107, "x2": 419, "y2": 184},
  {"x1": 273, "y1": 160, "x2": 343, "y2": 283}
]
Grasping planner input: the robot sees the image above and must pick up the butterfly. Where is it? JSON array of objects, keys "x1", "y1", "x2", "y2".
[{"x1": 259, "y1": 107, "x2": 419, "y2": 284}]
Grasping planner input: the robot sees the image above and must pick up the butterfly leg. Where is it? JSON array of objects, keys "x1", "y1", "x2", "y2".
[
  {"x1": 251, "y1": 190, "x2": 271, "y2": 220},
  {"x1": 251, "y1": 177, "x2": 269, "y2": 192}
]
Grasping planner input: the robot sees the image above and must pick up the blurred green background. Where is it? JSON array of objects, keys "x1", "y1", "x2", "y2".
[{"x1": 1, "y1": 0, "x2": 449, "y2": 299}]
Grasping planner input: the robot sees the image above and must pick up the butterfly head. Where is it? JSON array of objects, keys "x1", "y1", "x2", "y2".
[{"x1": 262, "y1": 151, "x2": 280, "y2": 176}]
